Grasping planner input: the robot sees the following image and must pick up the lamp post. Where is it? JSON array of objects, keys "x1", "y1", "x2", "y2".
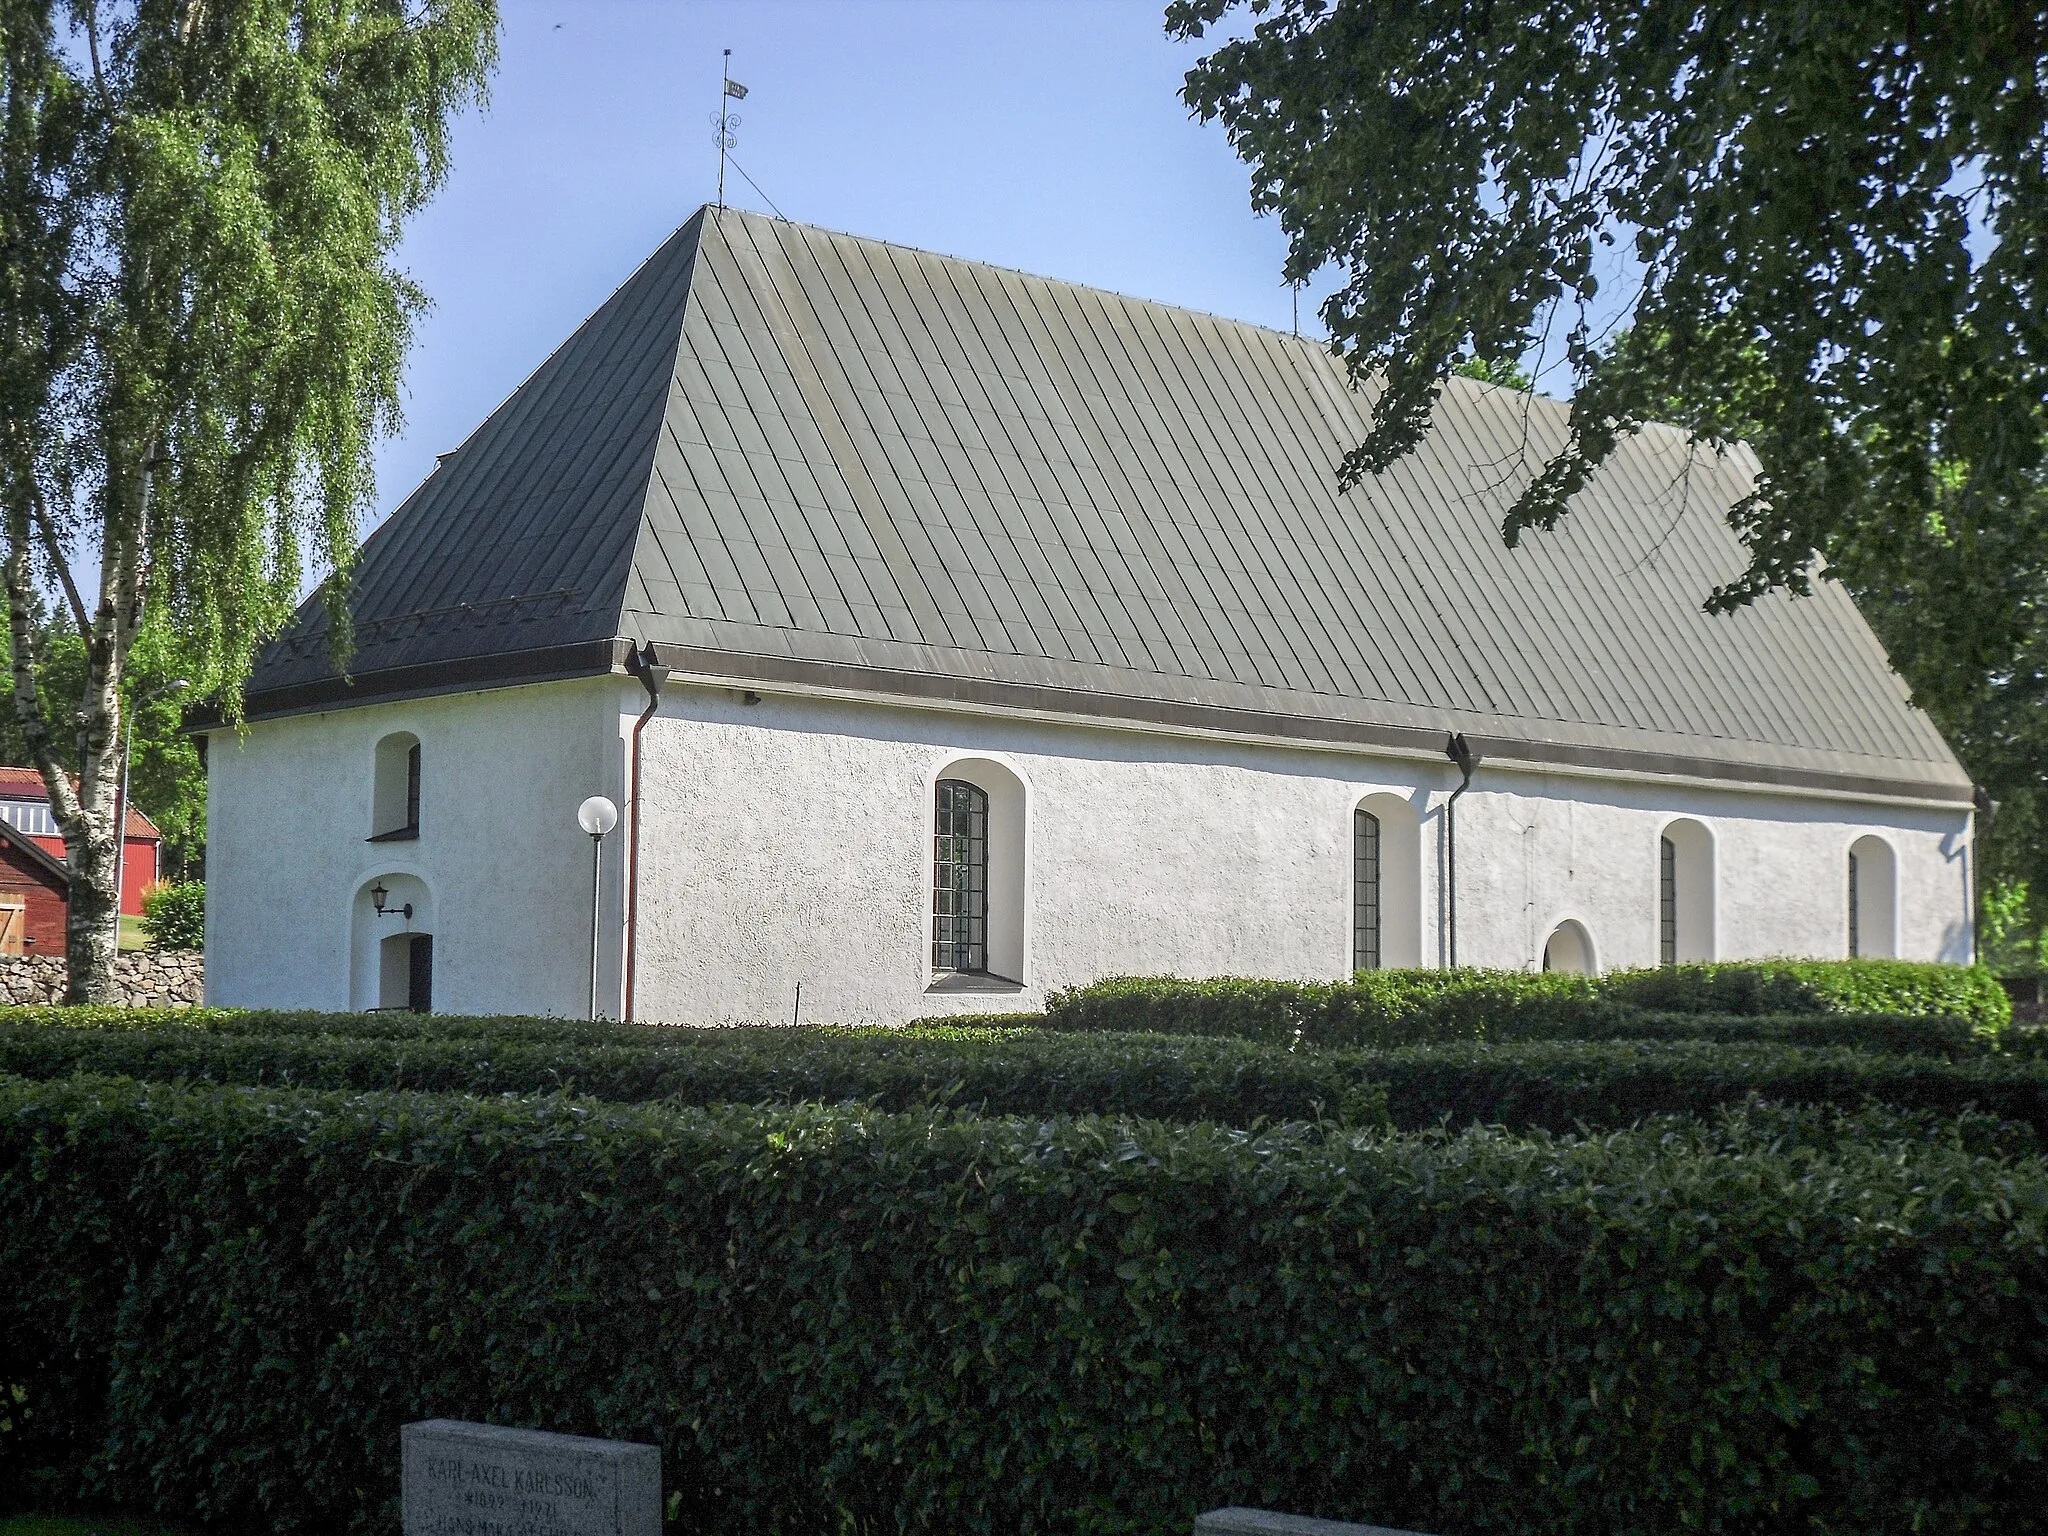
[
  {"x1": 114, "y1": 678, "x2": 189, "y2": 935},
  {"x1": 577, "y1": 796, "x2": 619, "y2": 1019}
]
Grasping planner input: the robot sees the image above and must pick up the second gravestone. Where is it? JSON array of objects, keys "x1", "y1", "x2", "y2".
[{"x1": 402, "y1": 1419, "x2": 660, "y2": 1536}]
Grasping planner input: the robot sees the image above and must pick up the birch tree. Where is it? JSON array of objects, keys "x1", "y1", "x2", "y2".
[{"x1": 0, "y1": 0, "x2": 497, "y2": 1001}]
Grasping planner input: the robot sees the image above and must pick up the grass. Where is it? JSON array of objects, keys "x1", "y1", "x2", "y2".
[
  {"x1": 0, "y1": 1521, "x2": 189, "y2": 1536},
  {"x1": 116, "y1": 916, "x2": 147, "y2": 952}
]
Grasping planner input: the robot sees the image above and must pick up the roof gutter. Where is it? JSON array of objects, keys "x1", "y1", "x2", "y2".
[
  {"x1": 624, "y1": 643, "x2": 670, "y2": 1022},
  {"x1": 1444, "y1": 732, "x2": 1481, "y2": 969}
]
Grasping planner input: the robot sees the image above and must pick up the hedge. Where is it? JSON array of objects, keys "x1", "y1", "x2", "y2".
[
  {"x1": 1045, "y1": 963, "x2": 2010, "y2": 1048},
  {"x1": 1366, "y1": 1037, "x2": 2048, "y2": 1135},
  {"x1": 1598, "y1": 959, "x2": 2013, "y2": 1025},
  {"x1": 3, "y1": 1075, "x2": 2043, "y2": 1535},
  {"x1": 8, "y1": 1016, "x2": 2048, "y2": 1139},
  {"x1": 0, "y1": 1020, "x2": 1390, "y2": 1128}
]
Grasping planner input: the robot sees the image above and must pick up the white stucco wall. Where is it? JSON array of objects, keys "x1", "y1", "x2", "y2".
[
  {"x1": 207, "y1": 676, "x2": 1975, "y2": 1023},
  {"x1": 205, "y1": 680, "x2": 630, "y2": 1016},
  {"x1": 628, "y1": 685, "x2": 1976, "y2": 1025}
]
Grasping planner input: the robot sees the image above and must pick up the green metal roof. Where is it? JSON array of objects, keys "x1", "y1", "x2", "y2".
[{"x1": 246, "y1": 206, "x2": 1971, "y2": 803}]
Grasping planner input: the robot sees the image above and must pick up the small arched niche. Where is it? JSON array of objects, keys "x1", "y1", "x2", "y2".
[
  {"x1": 370, "y1": 732, "x2": 422, "y2": 841},
  {"x1": 349, "y1": 872, "x2": 436, "y2": 1011},
  {"x1": 1353, "y1": 792, "x2": 1422, "y2": 970},
  {"x1": 1542, "y1": 918, "x2": 1596, "y2": 975},
  {"x1": 1847, "y1": 834, "x2": 1898, "y2": 958},
  {"x1": 1658, "y1": 818, "x2": 1716, "y2": 965},
  {"x1": 929, "y1": 755, "x2": 1027, "y2": 986}
]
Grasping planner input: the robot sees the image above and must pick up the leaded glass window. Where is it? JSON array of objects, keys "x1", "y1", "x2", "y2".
[
  {"x1": 1847, "y1": 850, "x2": 1861, "y2": 958},
  {"x1": 1353, "y1": 808, "x2": 1381, "y2": 972},
  {"x1": 933, "y1": 778, "x2": 988, "y2": 973},
  {"x1": 1659, "y1": 835, "x2": 1677, "y2": 967}
]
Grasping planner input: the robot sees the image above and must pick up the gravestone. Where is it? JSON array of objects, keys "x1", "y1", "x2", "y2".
[
  {"x1": 1195, "y1": 1509, "x2": 1434, "y2": 1536},
  {"x1": 402, "y1": 1419, "x2": 660, "y2": 1536}
]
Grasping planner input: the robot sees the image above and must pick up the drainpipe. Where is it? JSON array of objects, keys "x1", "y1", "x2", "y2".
[
  {"x1": 1971, "y1": 784, "x2": 1996, "y2": 969},
  {"x1": 624, "y1": 643, "x2": 670, "y2": 1022},
  {"x1": 1444, "y1": 732, "x2": 1481, "y2": 969}
]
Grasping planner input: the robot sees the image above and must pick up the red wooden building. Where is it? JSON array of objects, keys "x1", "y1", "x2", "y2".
[{"x1": 0, "y1": 766, "x2": 164, "y2": 955}]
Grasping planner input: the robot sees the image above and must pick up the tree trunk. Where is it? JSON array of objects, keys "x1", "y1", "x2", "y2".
[
  {"x1": 63, "y1": 455, "x2": 147, "y2": 1005},
  {"x1": 5, "y1": 448, "x2": 147, "y2": 1006}
]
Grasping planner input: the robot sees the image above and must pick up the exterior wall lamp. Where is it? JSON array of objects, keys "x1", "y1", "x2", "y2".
[
  {"x1": 577, "y1": 795, "x2": 620, "y2": 1020},
  {"x1": 369, "y1": 882, "x2": 413, "y2": 922}
]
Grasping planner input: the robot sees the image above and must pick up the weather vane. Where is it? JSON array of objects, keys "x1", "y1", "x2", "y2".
[{"x1": 713, "y1": 47, "x2": 747, "y2": 215}]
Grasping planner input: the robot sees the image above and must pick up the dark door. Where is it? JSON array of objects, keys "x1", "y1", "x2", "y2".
[{"x1": 407, "y1": 934, "x2": 434, "y2": 1014}]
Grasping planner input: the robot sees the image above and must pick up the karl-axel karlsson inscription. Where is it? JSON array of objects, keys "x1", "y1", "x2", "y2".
[{"x1": 402, "y1": 1419, "x2": 660, "y2": 1536}]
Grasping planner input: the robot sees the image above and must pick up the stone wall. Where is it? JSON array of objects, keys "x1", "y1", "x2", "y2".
[{"x1": 0, "y1": 949, "x2": 205, "y2": 1008}]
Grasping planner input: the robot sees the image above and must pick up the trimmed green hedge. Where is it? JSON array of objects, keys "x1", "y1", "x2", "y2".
[
  {"x1": 1045, "y1": 963, "x2": 2011, "y2": 1048},
  {"x1": 1599, "y1": 960, "x2": 2013, "y2": 1025},
  {"x1": 7, "y1": 1016, "x2": 2047, "y2": 1138},
  {"x1": 1043, "y1": 972, "x2": 1599, "y2": 1047},
  {"x1": 1367, "y1": 1037, "x2": 2048, "y2": 1135},
  {"x1": 3, "y1": 1075, "x2": 2043, "y2": 1534},
  {"x1": 0, "y1": 1022, "x2": 1389, "y2": 1128}
]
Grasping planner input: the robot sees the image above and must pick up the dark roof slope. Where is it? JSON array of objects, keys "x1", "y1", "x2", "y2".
[{"x1": 245, "y1": 207, "x2": 1970, "y2": 802}]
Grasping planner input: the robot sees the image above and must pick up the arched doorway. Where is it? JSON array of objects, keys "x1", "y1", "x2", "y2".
[
  {"x1": 1542, "y1": 918, "x2": 1595, "y2": 975},
  {"x1": 350, "y1": 873, "x2": 435, "y2": 1011}
]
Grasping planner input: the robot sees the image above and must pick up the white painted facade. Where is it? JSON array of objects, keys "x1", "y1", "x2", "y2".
[{"x1": 206, "y1": 674, "x2": 1976, "y2": 1024}]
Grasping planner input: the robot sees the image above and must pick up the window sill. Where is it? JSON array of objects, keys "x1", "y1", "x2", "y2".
[
  {"x1": 367, "y1": 827, "x2": 420, "y2": 843},
  {"x1": 925, "y1": 971, "x2": 1025, "y2": 995}
]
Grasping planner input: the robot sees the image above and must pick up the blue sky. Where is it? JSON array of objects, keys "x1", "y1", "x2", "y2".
[{"x1": 371, "y1": 0, "x2": 1330, "y2": 528}]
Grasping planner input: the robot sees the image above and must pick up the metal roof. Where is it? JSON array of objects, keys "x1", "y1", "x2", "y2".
[{"x1": 246, "y1": 206, "x2": 1971, "y2": 802}]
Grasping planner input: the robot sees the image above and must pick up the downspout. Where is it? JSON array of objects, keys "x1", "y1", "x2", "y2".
[
  {"x1": 1972, "y1": 783, "x2": 1996, "y2": 969},
  {"x1": 624, "y1": 643, "x2": 670, "y2": 1022},
  {"x1": 1444, "y1": 732, "x2": 1481, "y2": 969}
]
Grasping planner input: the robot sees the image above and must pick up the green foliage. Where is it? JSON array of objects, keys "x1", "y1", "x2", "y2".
[
  {"x1": 1367, "y1": 1037, "x2": 2048, "y2": 1137},
  {"x1": 0, "y1": 0, "x2": 499, "y2": 999},
  {"x1": 1047, "y1": 962, "x2": 2010, "y2": 1044},
  {"x1": 4, "y1": 1006, "x2": 2027, "y2": 1138},
  {"x1": 1451, "y1": 356, "x2": 1533, "y2": 391},
  {"x1": 0, "y1": 1019, "x2": 1392, "y2": 1130},
  {"x1": 1600, "y1": 960, "x2": 2013, "y2": 1027},
  {"x1": 0, "y1": 614, "x2": 203, "y2": 879},
  {"x1": 1982, "y1": 878, "x2": 2048, "y2": 979},
  {"x1": 135, "y1": 883, "x2": 200, "y2": 952},
  {"x1": 1169, "y1": 0, "x2": 2048, "y2": 615},
  {"x1": 2, "y1": 1075, "x2": 2042, "y2": 1534}
]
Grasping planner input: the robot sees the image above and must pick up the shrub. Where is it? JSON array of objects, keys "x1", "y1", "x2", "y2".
[
  {"x1": 0, "y1": 1019, "x2": 1390, "y2": 1129},
  {"x1": 1044, "y1": 964, "x2": 2011, "y2": 1047},
  {"x1": 6, "y1": 1013, "x2": 2041, "y2": 1138},
  {"x1": 136, "y1": 882, "x2": 204, "y2": 952},
  {"x1": 1368, "y1": 1037, "x2": 2048, "y2": 1134},
  {"x1": 1544, "y1": 1009, "x2": 1983, "y2": 1056},
  {"x1": 1600, "y1": 960, "x2": 2011, "y2": 1029},
  {"x1": 2, "y1": 1076, "x2": 2042, "y2": 1535},
  {"x1": 1043, "y1": 971, "x2": 1610, "y2": 1048}
]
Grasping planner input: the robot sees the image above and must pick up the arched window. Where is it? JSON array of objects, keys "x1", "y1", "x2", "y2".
[
  {"x1": 932, "y1": 778, "x2": 989, "y2": 974},
  {"x1": 1353, "y1": 808, "x2": 1381, "y2": 971},
  {"x1": 1658, "y1": 819, "x2": 1715, "y2": 965},
  {"x1": 1542, "y1": 919, "x2": 1595, "y2": 974},
  {"x1": 1848, "y1": 835, "x2": 1898, "y2": 958},
  {"x1": 1659, "y1": 835, "x2": 1677, "y2": 965},
  {"x1": 371, "y1": 732, "x2": 421, "y2": 841},
  {"x1": 1353, "y1": 793, "x2": 1422, "y2": 970}
]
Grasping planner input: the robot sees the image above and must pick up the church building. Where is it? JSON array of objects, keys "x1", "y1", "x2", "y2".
[{"x1": 203, "y1": 207, "x2": 1979, "y2": 1021}]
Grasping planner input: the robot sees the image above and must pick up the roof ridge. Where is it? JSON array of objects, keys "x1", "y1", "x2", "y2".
[{"x1": 705, "y1": 203, "x2": 1361, "y2": 360}]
